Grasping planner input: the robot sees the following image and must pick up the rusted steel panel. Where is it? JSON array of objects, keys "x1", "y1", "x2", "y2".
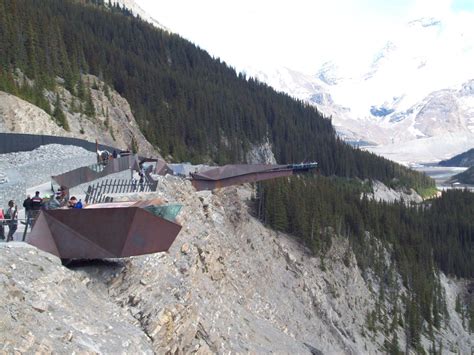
[
  {"x1": 155, "y1": 158, "x2": 172, "y2": 175},
  {"x1": 138, "y1": 157, "x2": 171, "y2": 176},
  {"x1": 27, "y1": 200, "x2": 182, "y2": 259},
  {"x1": 192, "y1": 169, "x2": 293, "y2": 191},
  {"x1": 192, "y1": 164, "x2": 290, "y2": 181},
  {"x1": 122, "y1": 208, "x2": 180, "y2": 257},
  {"x1": 52, "y1": 155, "x2": 139, "y2": 188}
]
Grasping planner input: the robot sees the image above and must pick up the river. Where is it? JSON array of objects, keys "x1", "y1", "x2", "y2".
[{"x1": 413, "y1": 166, "x2": 473, "y2": 190}]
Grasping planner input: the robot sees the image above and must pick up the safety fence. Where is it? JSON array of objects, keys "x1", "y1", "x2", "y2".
[
  {"x1": 85, "y1": 178, "x2": 155, "y2": 204},
  {"x1": 52, "y1": 155, "x2": 139, "y2": 189},
  {"x1": 0, "y1": 132, "x2": 117, "y2": 154},
  {"x1": 0, "y1": 215, "x2": 34, "y2": 242}
]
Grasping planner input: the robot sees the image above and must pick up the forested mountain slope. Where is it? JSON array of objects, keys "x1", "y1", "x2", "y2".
[
  {"x1": 439, "y1": 148, "x2": 474, "y2": 167},
  {"x1": 0, "y1": 0, "x2": 432, "y2": 190},
  {"x1": 452, "y1": 166, "x2": 474, "y2": 184},
  {"x1": 256, "y1": 175, "x2": 474, "y2": 351}
]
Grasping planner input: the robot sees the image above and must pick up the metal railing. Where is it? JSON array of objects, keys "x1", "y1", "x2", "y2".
[
  {"x1": 1, "y1": 216, "x2": 34, "y2": 242},
  {"x1": 85, "y1": 178, "x2": 155, "y2": 204}
]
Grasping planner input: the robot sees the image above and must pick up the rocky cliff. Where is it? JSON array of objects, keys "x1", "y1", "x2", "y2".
[
  {"x1": 0, "y1": 74, "x2": 157, "y2": 157},
  {"x1": 1, "y1": 176, "x2": 471, "y2": 353}
]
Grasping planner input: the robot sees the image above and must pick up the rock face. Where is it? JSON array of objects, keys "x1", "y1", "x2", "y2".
[
  {"x1": 245, "y1": 140, "x2": 277, "y2": 164},
  {"x1": 1, "y1": 176, "x2": 471, "y2": 353},
  {"x1": 0, "y1": 92, "x2": 66, "y2": 136},
  {"x1": 0, "y1": 243, "x2": 153, "y2": 353},
  {"x1": 366, "y1": 180, "x2": 424, "y2": 204},
  {"x1": 0, "y1": 74, "x2": 158, "y2": 157}
]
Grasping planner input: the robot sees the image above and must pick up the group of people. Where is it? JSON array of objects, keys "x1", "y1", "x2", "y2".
[
  {"x1": 1, "y1": 189, "x2": 84, "y2": 242},
  {"x1": 0, "y1": 191, "x2": 44, "y2": 242},
  {"x1": 24, "y1": 189, "x2": 83, "y2": 213}
]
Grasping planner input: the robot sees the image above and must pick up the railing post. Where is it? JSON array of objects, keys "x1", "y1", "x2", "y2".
[{"x1": 22, "y1": 215, "x2": 30, "y2": 241}]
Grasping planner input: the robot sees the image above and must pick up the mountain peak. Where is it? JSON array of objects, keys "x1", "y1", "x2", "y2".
[{"x1": 316, "y1": 61, "x2": 341, "y2": 85}]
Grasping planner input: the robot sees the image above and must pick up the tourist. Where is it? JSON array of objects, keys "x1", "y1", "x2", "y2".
[
  {"x1": 6, "y1": 200, "x2": 18, "y2": 242},
  {"x1": 23, "y1": 195, "x2": 32, "y2": 225},
  {"x1": 44, "y1": 195, "x2": 61, "y2": 210},
  {"x1": 0, "y1": 208, "x2": 5, "y2": 240},
  {"x1": 55, "y1": 186, "x2": 68, "y2": 207},
  {"x1": 139, "y1": 171, "x2": 144, "y2": 191},
  {"x1": 30, "y1": 191, "x2": 43, "y2": 223},
  {"x1": 31, "y1": 191, "x2": 43, "y2": 211},
  {"x1": 67, "y1": 196, "x2": 78, "y2": 208},
  {"x1": 74, "y1": 199, "x2": 83, "y2": 209}
]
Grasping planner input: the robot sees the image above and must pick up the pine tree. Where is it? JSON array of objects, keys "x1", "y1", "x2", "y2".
[
  {"x1": 53, "y1": 92, "x2": 69, "y2": 131},
  {"x1": 131, "y1": 136, "x2": 138, "y2": 154},
  {"x1": 84, "y1": 85, "x2": 95, "y2": 117}
]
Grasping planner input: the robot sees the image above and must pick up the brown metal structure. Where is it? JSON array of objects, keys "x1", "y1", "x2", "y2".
[
  {"x1": 154, "y1": 158, "x2": 172, "y2": 175},
  {"x1": 52, "y1": 155, "x2": 140, "y2": 189},
  {"x1": 26, "y1": 200, "x2": 182, "y2": 259},
  {"x1": 191, "y1": 164, "x2": 294, "y2": 191},
  {"x1": 138, "y1": 157, "x2": 172, "y2": 176}
]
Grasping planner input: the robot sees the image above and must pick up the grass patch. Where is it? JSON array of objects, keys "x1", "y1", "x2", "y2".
[{"x1": 416, "y1": 186, "x2": 439, "y2": 199}]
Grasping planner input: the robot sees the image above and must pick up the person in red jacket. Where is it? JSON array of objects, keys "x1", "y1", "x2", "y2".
[
  {"x1": 31, "y1": 191, "x2": 43, "y2": 211},
  {"x1": 30, "y1": 191, "x2": 43, "y2": 223}
]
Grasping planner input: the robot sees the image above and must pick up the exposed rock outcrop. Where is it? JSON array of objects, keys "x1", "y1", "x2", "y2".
[
  {"x1": 245, "y1": 140, "x2": 277, "y2": 164},
  {"x1": 0, "y1": 243, "x2": 153, "y2": 353},
  {"x1": 366, "y1": 180, "x2": 423, "y2": 204},
  {"x1": 0, "y1": 74, "x2": 158, "y2": 157}
]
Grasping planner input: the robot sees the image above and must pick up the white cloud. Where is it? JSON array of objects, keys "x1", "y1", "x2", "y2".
[{"x1": 136, "y1": 0, "x2": 472, "y2": 74}]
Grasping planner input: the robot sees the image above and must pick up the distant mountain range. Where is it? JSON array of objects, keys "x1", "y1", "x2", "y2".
[
  {"x1": 245, "y1": 17, "x2": 474, "y2": 165},
  {"x1": 439, "y1": 148, "x2": 474, "y2": 167},
  {"x1": 451, "y1": 166, "x2": 474, "y2": 184}
]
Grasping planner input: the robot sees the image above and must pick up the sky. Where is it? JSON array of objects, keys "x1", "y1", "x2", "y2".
[{"x1": 136, "y1": 0, "x2": 474, "y2": 75}]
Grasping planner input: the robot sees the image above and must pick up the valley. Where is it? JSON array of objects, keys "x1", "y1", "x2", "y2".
[{"x1": 414, "y1": 165, "x2": 472, "y2": 190}]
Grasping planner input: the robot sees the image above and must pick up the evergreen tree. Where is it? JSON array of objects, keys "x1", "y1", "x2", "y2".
[
  {"x1": 84, "y1": 84, "x2": 95, "y2": 117},
  {"x1": 53, "y1": 92, "x2": 69, "y2": 130}
]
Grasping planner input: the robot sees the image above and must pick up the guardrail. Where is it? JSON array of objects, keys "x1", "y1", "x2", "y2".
[
  {"x1": 85, "y1": 178, "x2": 155, "y2": 204},
  {"x1": 1, "y1": 217, "x2": 31, "y2": 242}
]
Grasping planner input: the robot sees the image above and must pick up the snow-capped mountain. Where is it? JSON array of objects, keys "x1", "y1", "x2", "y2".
[{"x1": 247, "y1": 16, "x2": 474, "y2": 165}]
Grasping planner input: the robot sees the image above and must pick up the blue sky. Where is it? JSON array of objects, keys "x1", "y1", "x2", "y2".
[
  {"x1": 452, "y1": 0, "x2": 474, "y2": 11},
  {"x1": 137, "y1": 0, "x2": 474, "y2": 74}
]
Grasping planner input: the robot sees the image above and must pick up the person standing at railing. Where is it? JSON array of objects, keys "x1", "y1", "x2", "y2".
[
  {"x1": 0, "y1": 208, "x2": 5, "y2": 240},
  {"x1": 30, "y1": 191, "x2": 43, "y2": 223},
  {"x1": 23, "y1": 195, "x2": 32, "y2": 226},
  {"x1": 5, "y1": 200, "x2": 18, "y2": 242},
  {"x1": 31, "y1": 191, "x2": 43, "y2": 211}
]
